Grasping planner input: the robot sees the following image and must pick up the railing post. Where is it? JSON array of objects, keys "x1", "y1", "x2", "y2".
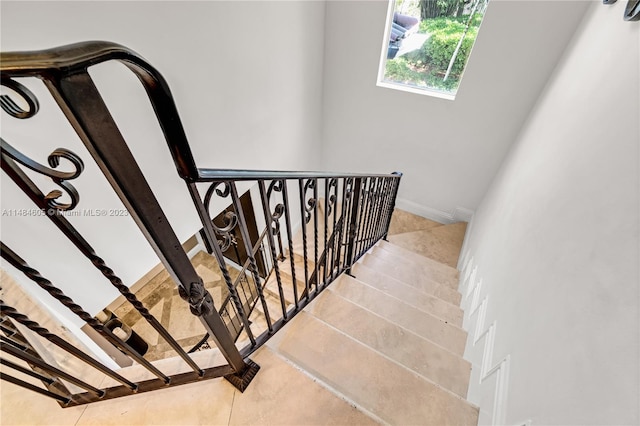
[
  {"x1": 345, "y1": 178, "x2": 362, "y2": 275},
  {"x1": 46, "y1": 72, "x2": 257, "y2": 389},
  {"x1": 383, "y1": 172, "x2": 403, "y2": 241}
]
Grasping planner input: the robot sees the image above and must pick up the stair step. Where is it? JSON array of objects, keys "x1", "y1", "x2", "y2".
[
  {"x1": 350, "y1": 263, "x2": 463, "y2": 326},
  {"x1": 230, "y1": 347, "x2": 380, "y2": 425},
  {"x1": 369, "y1": 247, "x2": 459, "y2": 291},
  {"x1": 100, "y1": 346, "x2": 228, "y2": 387},
  {"x1": 263, "y1": 267, "x2": 306, "y2": 307},
  {"x1": 387, "y1": 222, "x2": 467, "y2": 268},
  {"x1": 268, "y1": 312, "x2": 478, "y2": 425},
  {"x1": 330, "y1": 275, "x2": 467, "y2": 355},
  {"x1": 387, "y1": 208, "x2": 444, "y2": 236},
  {"x1": 367, "y1": 246, "x2": 459, "y2": 291},
  {"x1": 306, "y1": 290, "x2": 471, "y2": 397},
  {"x1": 360, "y1": 254, "x2": 462, "y2": 305},
  {"x1": 279, "y1": 252, "x2": 315, "y2": 280},
  {"x1": 375, "y1": 240, "x2": 460, "y2": 285}
]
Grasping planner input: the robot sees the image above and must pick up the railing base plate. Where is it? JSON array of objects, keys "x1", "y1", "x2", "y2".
[{"x1": 224, "y1": 358, "x2": 260, "y2": 392}]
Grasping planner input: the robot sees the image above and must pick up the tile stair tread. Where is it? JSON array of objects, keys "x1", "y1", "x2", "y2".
[
  {"x1": 263, "y1": 269, "x2": 307, "y2": 306},
  {"x1": 267, "y1": 311, "x2": 478, "y2": 426},
  {"x1": 306, "y1": 289, "x2": 472, "y2": 397},
  {"x1": 229, "y1": 347, "x2": 381, "y2": 425},
  {"x1": 368, "y1": 246, "x2": 459, "y2": 290},
  {"x1": 386, "y1": 208, "x2": 444, "y2": 236},
  {"x1": 331, "y1": 275, "x2": 467, "y2": 355},
  {"x1": 374, "y1": 241, "x2": 460, "y2": 285},
  {"x1": 387, "y1": 223, "x2": 467, "y2": 268},
  {"x1": 99, "y1": 346, "x2": 228, "y2": 388},
  {"x1": 359, "y1": 254, "x2": 462, "y2": 305},
  {"x1": 278, "y1": 252, "x2": 317, "y2": 286},
  {"x1": 350, "y1": 263, "x2": 463, "y2": 326},
  {"x1": 377, "y1": 239, "x2": 459, "y2": 275}
]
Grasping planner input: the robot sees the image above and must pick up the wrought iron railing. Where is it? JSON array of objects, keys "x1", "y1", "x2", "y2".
[{"x1": 0, "y1": 41, "x2": 402, "y2": 407}]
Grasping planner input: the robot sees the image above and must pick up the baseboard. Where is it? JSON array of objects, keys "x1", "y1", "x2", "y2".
[
  {"x1": 461, "y1": 260, "x2": 512, "y2": 426},
  {"x1": 394, "y1": 198, "x2": 474, "y2": 224}
]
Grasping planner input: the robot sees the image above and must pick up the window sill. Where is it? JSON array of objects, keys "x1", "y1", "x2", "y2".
[{"x1": 376, "y1": 80, "x2": 456, "y2": 101}]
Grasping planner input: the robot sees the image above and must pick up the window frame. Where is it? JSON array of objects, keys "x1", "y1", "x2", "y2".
[{"x1": 376, "y1": 0, "x2": 485, "y2": 100}]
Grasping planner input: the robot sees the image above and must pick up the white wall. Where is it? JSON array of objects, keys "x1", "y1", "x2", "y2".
[
  {"x1": 0, "y1": 1, "x2": 326, "y2": 323},
  {"x1": 321, "y1": 0, "x2": 590, "y2": 221},
  {"x1": 460, "y1": 1, "x2": 639, "y2": 424}
]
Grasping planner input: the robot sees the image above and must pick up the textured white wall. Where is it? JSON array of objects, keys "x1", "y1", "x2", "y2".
[
  {"x1": 0, "y1": 1, "x2": 326, "y2": 321},
  {"x1": 320, "y1": 0, "x2": 590, "y2": 219},
  {"x1": 461, "y1": 1, "x2": 639, "y2": 424}
]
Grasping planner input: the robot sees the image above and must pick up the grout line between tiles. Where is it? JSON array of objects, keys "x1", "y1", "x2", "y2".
[
  {"x1": 227, "y1": 388, "x2": 236, "y2": 426},
  {"x1": 73, "y1": 405, "x2": 89, "y2": 426}
]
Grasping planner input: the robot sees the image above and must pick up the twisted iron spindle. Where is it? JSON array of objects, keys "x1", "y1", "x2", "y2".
[
  {"x1": 1, "y1": 301, "x2": 138, "y2": 390},
  {"x1": 0, "y1": 242, "x2": 169, "y2": 385}
]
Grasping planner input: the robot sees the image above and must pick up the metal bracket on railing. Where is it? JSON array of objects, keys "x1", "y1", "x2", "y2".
[
  {"x1": 178, "y1": 279, "x2": 214, "y2": 317},
  {"x1": 224, "y1": 358, "x2": 260, "y2": 392}
]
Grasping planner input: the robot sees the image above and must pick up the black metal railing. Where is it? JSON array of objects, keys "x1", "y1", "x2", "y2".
[{"x1": 0, "y1": 41, "x2": 402, "y2": 407}]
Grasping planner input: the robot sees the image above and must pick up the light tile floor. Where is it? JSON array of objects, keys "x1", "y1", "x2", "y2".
[{"x1": 1, "y1": 346, "x2": 377, "y2": 426}]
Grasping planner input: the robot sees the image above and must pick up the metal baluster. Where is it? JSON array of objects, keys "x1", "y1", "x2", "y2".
[
  {"x1": 358, "y1": 178, "x2": 374, "y2": 256},
  {"x1": 375, "y1": 178, "x2": 391, "y2": 241},
  {"x1": 345, "y1": 178, "x2": 362, "y2": 275},
  {"x1": 366, "y1": 178, "x2": 379, "y2": 247},
  {"x1": 354, "y1": 177, "x2": 370, "y2": 258},
  {"x1": 312, "y1": 179, "x2": 319, "y2": 293},
  {"x1": 1, "y1": 357, "x2": 54, "y2": 384},
  {"x1": 383, "y1": 174, "x2": 403, "y2": 240},
  {"x1": 0, "y1": 322, "x2": 37, "y2": 357},
  {"x1": 328, "y1": 179, "x2": 339, "y2": 281},
  {"x1": 0, "y1": 242, "x2": 166, "y2": 385},
  {"x1": 1, "y1": 338, "x2": 104, "y2": 397},
  {"x1": 229, "y1": 182, "x2": 273, "y2": 333},
  {"x1": 365, "y1": 177, "x2": 379, "y2": 251},
  {"x1": 258, "y1": 180, "x2": 287, "y2": 320},
  {"x1": 0, "y1": 372, "x2": 71, "y2": 404},
  {"x1": 377, "y1": 177, "x2": 391, "y2": 241},
  {"x1": 188, "y1": 183, "x2": 256, "y2": 347},
  {"x1": 281, "y1": 181, "x2": 299, "y2": 309},
  {"x1": 0, "y1": 333, "x2": 32, "y2": 355},
  {"x1": 0, "y1": 320, "x2": 71, "y2": 399},
  {"x1": 367, "y1": 177, "x2": 380, "y2": 249},
  {"x1": 47, "y1": 61, "x2": 254, "y2": 387},
  {"x1": 382, "y1": 177, "x2": 396, "y2": 238},
  {"x1": 298, "y1": 180, "x2": 312, "y2": 301},
  {"x1": 0, "y1": 301, "x2": 139, "y2": 390},
  {"x1": 337, "y1": 178, "x2": 352, "y2": 273},
  {"x1": 0, "y1": 151, "x2": 203, "y2": 376},
  {"x1": 323, "y1": 179, "x2": 329, "y2": 287}
]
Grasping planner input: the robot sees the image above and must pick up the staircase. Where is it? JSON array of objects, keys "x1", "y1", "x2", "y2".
[
  {"x1": 1, "y1": 42, "x2": 477, "y2": 425},
  {"x1": 1, "y1": 212, "x2": 479, "y2": 425},
  {"x1": 261, "y1": 213, "x2": 478, "y2": 425}
]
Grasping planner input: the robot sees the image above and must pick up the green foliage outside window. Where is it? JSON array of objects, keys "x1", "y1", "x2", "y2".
[{"x1": 383, "y1": 2, "x2": 486, "y2": 95}]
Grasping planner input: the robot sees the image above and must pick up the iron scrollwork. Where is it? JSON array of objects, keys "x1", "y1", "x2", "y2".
[
  {"x1": 203, "y1": 181, "x2": 239, "y2": 252},
  {"x1": 344, "y1": 178, "x2": 354, "y2": 201},
  {"x1": 266, "y1": 180, "x2": 286, "y2": 236},
  {"x1": 326, "y1": 178, "x2": 338, "y2": 216},
  {"x1": 1, "y1": 78, "x2": 85, "y2": 212},
  {"x1": 1, "y1": 77, "x2": 39, "y2": 119},
  {"x1": 302, "y1": 178, "x2": 317, "y2": 224}
]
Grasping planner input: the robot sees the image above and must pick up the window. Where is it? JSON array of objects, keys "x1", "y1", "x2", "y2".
[{"x1": 378, "y1": 0, "x2": 489, "y2": 99}]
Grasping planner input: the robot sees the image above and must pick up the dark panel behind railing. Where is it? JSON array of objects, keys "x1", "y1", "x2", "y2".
[{"x1": 0, "y1": 41, "x2": 402, "y2": 406}]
